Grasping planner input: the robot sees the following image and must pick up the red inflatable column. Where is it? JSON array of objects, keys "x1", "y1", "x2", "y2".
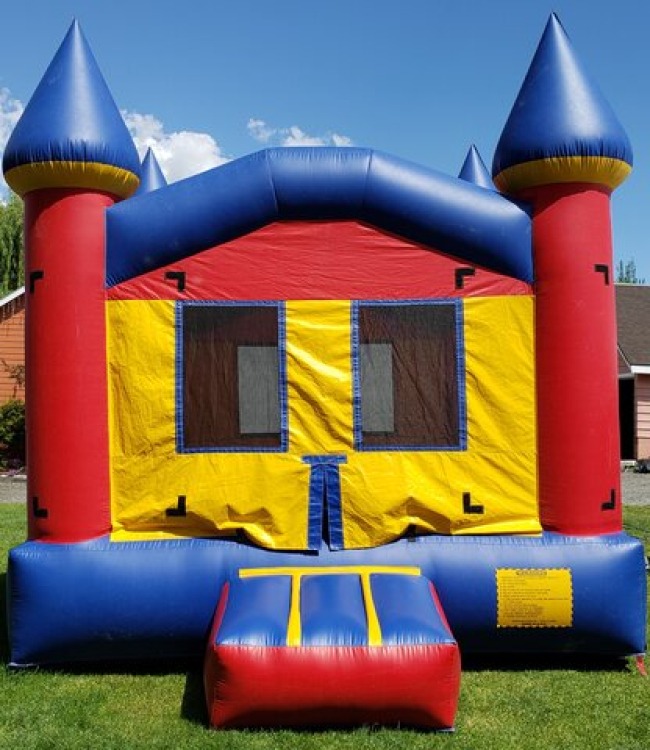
[
  {"x1": 524, "y1": 183, "x2": 621, "y2": 534},
  {"x1": 24, "y1": 188, "x2": 116, "y2": 541},
  {"x1": 2, "y1": 21, "x2": 141, "y2": 541},
  {"x1": 491, "y1": 15, "x2": 633, "y2": 535}
]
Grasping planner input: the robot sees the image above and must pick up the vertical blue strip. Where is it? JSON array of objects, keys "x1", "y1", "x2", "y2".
[
  {"x1": 306, "y1": 464, "x2": 324, "y2": 550},
  {"x1": 277, "y1": 301, "x2": 288, "y2": 452},
  {"x1": 324, "y1": 464, "x2": 345, "y2": 550},
  {"x1": 350, "y1": 302, "x2": 363, "y2": 451},
  {"x1": 175, "y1": 301, "x2": 184, "y2": 453},
  {"x1": 455, "y1": 299, "x2": 467, "y2": 450}
]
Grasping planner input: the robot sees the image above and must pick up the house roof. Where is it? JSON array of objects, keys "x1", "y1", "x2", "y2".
[
  {"x1": 0, "y1": 286, "x2": 25, "y2": 308},
  {"x1": 616, "y1": 284, "x2": 650, "y2": 371}
]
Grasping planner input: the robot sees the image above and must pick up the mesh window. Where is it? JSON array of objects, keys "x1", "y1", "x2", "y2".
[
  {"x1": 355, "y1": 302, "x2": 462, "y2": 449},
  {"x1": 181, "y1": 304, "x2": 283, "y2": 450}
]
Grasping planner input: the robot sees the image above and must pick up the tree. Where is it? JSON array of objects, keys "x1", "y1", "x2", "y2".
[
  {"x1": 616, "y1": 258, "x2": 645, "y2": 284},
  {"x1": 0, "y1": 398, "x2": 25, "y2": 469},
  {"x1": 0, "y1": 193, "x2": 24, "y2": 297}
]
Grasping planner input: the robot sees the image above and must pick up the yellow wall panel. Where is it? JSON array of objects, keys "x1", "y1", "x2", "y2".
[
  {"x1": 107, "y1": 295, "x2": 538, "y2": 549},
  {"x1": 464, "y1": 296, "x2": 537, "y2": 453},
  {"x1": 285, "y1": 301, "x2": 353, "y2": 455},
  {"x1": 108, "y1": 300, "x2": 176, "y2": 458}
]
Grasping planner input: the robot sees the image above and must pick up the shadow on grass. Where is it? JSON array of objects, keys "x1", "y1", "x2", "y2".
[
  {"x1": 462, "y1": 652, "x2": 630, "y2": 672},
  {"x1": 181, "y1": 668, "x2": 208, "y2": 725},
  {"x1": 44, "y1": 655, "x2": 203, "y2": 677}
]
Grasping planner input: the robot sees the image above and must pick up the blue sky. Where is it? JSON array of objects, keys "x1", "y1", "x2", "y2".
[{"x1": 0, "y1": 1, "x2": 648, "y2": 279}]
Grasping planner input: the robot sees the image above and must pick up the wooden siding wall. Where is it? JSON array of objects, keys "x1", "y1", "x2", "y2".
[
  {"x1": 635, "y1": 374, "x2": 650, "y2": 459},
  {"x1": 0, "y1": 295, "x2": 25, "y2": 403}
]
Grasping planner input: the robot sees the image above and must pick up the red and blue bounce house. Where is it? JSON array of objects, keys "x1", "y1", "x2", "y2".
[{"x1": 4, "y1": 15, "x2": 647, "y2": 729}]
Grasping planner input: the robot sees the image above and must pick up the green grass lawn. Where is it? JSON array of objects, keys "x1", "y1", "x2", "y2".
[{"x1": 1, "y1": 503, "x2": 648, "y2": 750}]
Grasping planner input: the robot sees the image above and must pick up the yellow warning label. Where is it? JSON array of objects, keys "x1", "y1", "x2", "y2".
[{"x1": 496, "y1": 568, "x2": 573, "y2": 628}]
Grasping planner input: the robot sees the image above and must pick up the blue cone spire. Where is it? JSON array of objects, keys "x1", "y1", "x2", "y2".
[
  {"x1": 492, "y1": 14, "x2": 632, "y2": 194},
  {"x1": 458, "y1": 146, "x2": 494, "y2": 190},
  {"x1": 134, "y1": 149, "x2": 168, "y2": 196},
  {"x1": 3, "y1": 20, "x2": 140, "y2": 197}
]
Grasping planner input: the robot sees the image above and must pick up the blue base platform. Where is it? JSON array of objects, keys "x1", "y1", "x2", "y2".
[{"x1": 7, "y1": 532, "x2": 647, "y2": 666}]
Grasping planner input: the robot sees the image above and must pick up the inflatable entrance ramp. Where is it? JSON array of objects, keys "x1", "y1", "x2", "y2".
[{"x1": 204, "y1": 567, "x2": 460, "y2": 729}]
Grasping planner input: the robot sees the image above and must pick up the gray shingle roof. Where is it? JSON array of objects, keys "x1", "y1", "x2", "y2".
[{"x1": 616, "y1": 284, "x2": 650, "y2": 368}]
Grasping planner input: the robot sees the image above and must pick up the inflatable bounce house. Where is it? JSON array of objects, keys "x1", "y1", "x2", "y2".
[{"x1": 4, "y1": 15, "x2": 647, "y2": 729}]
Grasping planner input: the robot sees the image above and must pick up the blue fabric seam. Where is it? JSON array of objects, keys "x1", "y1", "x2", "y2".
[
  {"x1": 174, "y1": 301, "x2": 184, "y2": 453},
  {"x1": 306, "y1": 466, "x2": 324, "y2": 550},
  {"x1": 325, "y1": 464, "x2": 345, "y2": 551}
]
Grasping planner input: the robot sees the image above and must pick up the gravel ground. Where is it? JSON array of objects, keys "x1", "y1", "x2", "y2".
[
  {"x1": 0, "y1": 477, "x2": 25, "y2": 504},
  {"x1": 1, "y1": 471, "x2": 649, "y2": 505},
  {"x1": 621, "y1": 470, "x2": 650, "y2": 506}
]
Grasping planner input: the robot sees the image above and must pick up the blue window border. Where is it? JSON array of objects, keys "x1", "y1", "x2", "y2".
[
  {"x1": 351, "y1": 298, "x2": 467, "y2": 452},
  {"x1": 175, "y1": 300, "x2": 288, "y2": 454}
]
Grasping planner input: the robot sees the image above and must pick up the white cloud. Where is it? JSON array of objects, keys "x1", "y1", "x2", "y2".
[
  {"x1": 0, "y1": 88, "x2": 23, "y2": 151},
  {"x1": 123, "y1": 111, "x2": 229, "y2": 183},
  {"x1": 0, "y1": 88, "x2": 25, "y2": 194},
  {"x1": 246, "y1": 118, "x2": 274, "y2": 143},
  {"x1": 331, "y1": 133, "x2": 353, "y2": 147},
  {"x1": 282, "y1": 126, "x2": 328, "y2": 147},
  {"x1": 247, "y1": 118, "x2": 353, "y2": 148}
]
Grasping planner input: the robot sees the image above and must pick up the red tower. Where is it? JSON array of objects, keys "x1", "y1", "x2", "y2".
[
  {"x1": 3, "y1": 22, "x2": 140, "y2": 541},
  {"x1": 493, "y1": 15, "x2": 633, "y2": 535}
]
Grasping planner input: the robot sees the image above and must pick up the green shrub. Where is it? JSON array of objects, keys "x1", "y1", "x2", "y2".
[{"x1": 0, "y1": 399, "x2": 25, "y2": 469}]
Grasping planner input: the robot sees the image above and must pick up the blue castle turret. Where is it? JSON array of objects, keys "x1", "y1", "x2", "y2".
[
  {"x1": 458, "y1": 145, "x2": 494, "y2": 189},
  {"x1": 3, "y1": 19, "x2": 139, "y2": 198},
  {"x1": 134, "y1": 148, "x2": 167, "y2": 196}
]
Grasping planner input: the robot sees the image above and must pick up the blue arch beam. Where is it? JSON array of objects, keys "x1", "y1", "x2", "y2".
[{"x1": 106, "y1": 147, "x2": 532, "y2": 287}]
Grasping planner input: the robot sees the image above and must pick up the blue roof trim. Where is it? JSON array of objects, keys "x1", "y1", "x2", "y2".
[
  {"x1": 2, "y1": 20, "x2": 140, "y2": 177},
  {"x1": 106, "y1": 147, "x2": 532, "y2": 287},
  {"x1": 493, "y1": 14, "x2": 633, "y2": 178}
]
